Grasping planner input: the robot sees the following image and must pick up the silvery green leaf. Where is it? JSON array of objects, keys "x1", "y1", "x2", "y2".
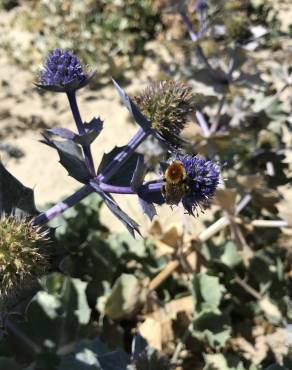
[
  {"x1": 221, "y1": 241, "x2": 242, "y2": 268},
  {"x1": 104, "y1": 274, "x2": 143, "y2": 320},
  {"x1": 193, "y1": 273, "x2": 225, "y2": 311},
  {"x1": 193, "y1": 310, "x2": 231, "y2": 348},
  {"x1": 9, "y1": 274, "x2": 91, "y2": 350},
  {"x1": 106, "y1": 233, "x2": 147, "y2": 258}
]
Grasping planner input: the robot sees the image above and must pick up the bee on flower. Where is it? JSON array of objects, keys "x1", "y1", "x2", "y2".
[{"x1": 161, "y1": 154, "x2": 220, "y2": 215}]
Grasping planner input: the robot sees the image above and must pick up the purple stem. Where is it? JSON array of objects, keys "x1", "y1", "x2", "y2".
[
  {"x1": 99, "y1": 183, "x2": 134, "y2": 194},
  {"x1": 196, "y1": 110, "x2": 211, "y2": 137},
  {"x1": 33, "y1": 184, "x2": 93, "y2": 226},
  {"x1": 33, "y1": 179, "x2": 163, "y2": 227},
  {"x1": 180, "y1": 10, "x2": 199, "y2": 42},
  {"x1": 99, "y1": 180, "x2": 163, "y2": 194},
  {"x1": 67, "y1": 91, "x2": 95, "y2": 176},
  {"x1": 97, "y1": 127, "x2": 149, "y2": 182}
]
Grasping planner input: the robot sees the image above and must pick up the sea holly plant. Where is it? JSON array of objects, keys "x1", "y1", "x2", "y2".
[
  {"x1": 0, "y1": 48, "x2": 220, "y2": 316},
  {"x1": 30, "y1": 48, "x2": 220, "y2": 236},
  {"x1": 0, "y1": 46, "x2": 222, "y2": 370}
]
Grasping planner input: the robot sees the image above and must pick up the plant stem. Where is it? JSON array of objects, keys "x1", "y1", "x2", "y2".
[
  {"x1": 33, "y1": 184, "x2": 93, "y2": 226},
  {"x1": 98, "y1": 183, "x2": 134, "y2": 194},
  {"x1": 196, "y1": 110, "x2": 211, "y2": 137},
  {"x1": 210, "y1": 47, "x2": 237, "y2": 133},
  {"x1": 97, "y1": 127, "x2": 149, "y2": 182},
  {"x1": 251, "y1": 219, "x2": 288, "y2": 228},
  {"x1": 210, "y1": 94, "x2": 226, "y2": 133},
  {"x1": 98, "y1": 180, "x2": 163, "y2": 194},
  {"x1": 33, "y1": 179, "x2": 163, "y2": 226},
  {"x1": 180, "y1": 10, "x2": 199, "y2": 42},
  {"x1": 67, "y1": 91, "x2": 95, "y2": 176}
]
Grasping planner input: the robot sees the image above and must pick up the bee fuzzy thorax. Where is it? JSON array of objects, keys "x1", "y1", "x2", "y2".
[
  {"x1": 164, "y1": 161, "x2": 187, "y2": 184},
  {"x1": 162, "y1": 161, "x2": 189, "y2": 206}
]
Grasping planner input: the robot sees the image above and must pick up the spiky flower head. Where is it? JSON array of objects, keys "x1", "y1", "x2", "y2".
[
  {"x1": 133, "y1": 80, "x2": 195, "y2": 147},
  {"x1": 38, "y1": 48, "x2": 94, "y2": 93},
  {"x1": 0, "y1": 216, "x2": 49, "y2": 297},
  {"x1": 165, "y1": 154, "x2": 220, "y2": 215}
]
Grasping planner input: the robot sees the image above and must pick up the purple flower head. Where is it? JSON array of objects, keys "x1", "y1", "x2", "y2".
[
  {"x1": 196, "y1": 0, "x2": 208, "y2": 12},
  {"x1": 164, "y1": 154, "x2": 220, "y2": 215},
  {"x1": 38, "y1": 48, "x2": 95, "y2": 93}
]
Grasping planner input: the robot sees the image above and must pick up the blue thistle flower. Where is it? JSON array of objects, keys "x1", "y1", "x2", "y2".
[
  {"x1": 161, "y1": 154, "x2": 220, "y2": 215},
  {"x1": 37, "y1": 48, "x2": 95, "y2": 93},
  {"x1": 179, "y1": 154, "x2": 220, "y2": 214}
]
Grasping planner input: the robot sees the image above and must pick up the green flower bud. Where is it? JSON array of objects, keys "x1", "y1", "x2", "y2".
[
  {"x1": 0, "y1": 216, "x2": 49, "y2": 298},
  {"x1": 133, "y1": 80, "x2": 195, "y2": 146}
]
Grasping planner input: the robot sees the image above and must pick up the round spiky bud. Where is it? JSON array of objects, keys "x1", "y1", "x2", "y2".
[
  {"x1": 133, "y1": 80, "x2": 195, "y2": 147},
  {"x1": 37, "y1": 48, "x2": 95, "y2": 93},
  {"x1": 0, "y1": 216, "x2": 49, "y2": 298}
]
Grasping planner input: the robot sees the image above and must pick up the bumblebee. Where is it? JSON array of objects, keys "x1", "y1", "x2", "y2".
[{"x1": 162, "y1": 160, "x2": 189, "y2": 205}]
